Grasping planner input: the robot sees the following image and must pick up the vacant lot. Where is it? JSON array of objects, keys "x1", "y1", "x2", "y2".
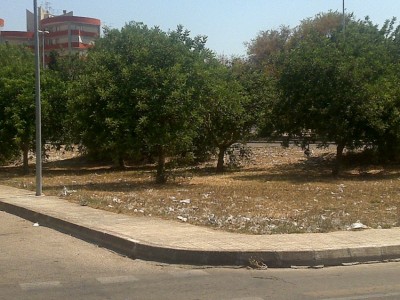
[{"x1": 0, "y1": 144, "x2": 399, "y2": 234}]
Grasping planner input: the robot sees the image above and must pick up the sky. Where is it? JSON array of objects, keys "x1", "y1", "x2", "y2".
[{"x1": 1, "y1": 0, "x2": 400, "y2": 56}]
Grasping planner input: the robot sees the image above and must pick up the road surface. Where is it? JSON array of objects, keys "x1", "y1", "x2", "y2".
[{"x1": 1, "y1": 211, "x2": 400, "y2": 300}]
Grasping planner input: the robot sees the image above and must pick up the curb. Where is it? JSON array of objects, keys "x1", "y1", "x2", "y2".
[{"x1": 1, "y1": 199, "x2": 400, "y2": 268}]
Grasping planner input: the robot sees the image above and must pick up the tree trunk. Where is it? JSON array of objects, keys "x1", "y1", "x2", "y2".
[
  {"x1": 22, "y1": 144, "x2": 29, "y2": 175},
  {"x1": 332, "y1": 143, "x2": 345, "y2": 176},
  {"x1": 216, "y1": 146, "x2": 227, "y2": 173},
  {"x1": 118, "y1": 155, "x2": 125, "y2": 169},
  {"x1": 156, "y1": 146, "x2": 167, "y2": 184}
]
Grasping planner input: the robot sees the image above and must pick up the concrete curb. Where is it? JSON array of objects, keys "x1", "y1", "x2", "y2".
[{"x1": 1, "y1": 199, "x2": 400, "y2": 268}]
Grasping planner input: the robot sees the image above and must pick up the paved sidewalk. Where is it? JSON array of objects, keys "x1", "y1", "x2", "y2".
[{"x1": 1, "y1": 184, "x2": 400, "y2": 268}]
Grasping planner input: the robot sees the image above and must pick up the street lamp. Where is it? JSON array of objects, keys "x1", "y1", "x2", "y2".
[
  {"x1": 342, "y1": 0, "x2": 346, "y2": 36},
  {"x1": 38, "y1": 30, "x2": 49, "y2": 68},
  {"x1": 34, "y1": 0, "x2": 42, "y2": 196}
]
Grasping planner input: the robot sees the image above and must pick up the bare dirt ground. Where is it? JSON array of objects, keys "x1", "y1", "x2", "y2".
[{"x1": 0, "y1": 143, "x2": 399, "y2": 234}]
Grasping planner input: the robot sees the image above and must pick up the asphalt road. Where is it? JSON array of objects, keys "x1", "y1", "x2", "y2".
[{"x1": 1, "y1": 211, "x2": 400, "y2": 300}]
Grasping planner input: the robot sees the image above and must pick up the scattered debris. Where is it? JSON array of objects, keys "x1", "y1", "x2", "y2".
[
  {"x1": 112, "y1": 197, "x2": 121, "y2": 204},
  {"x1": 291, "y1": 265, "x2": 309, "y2": 269},
  {"x1": 364, "y1": 261, "x2": 380, "y2": 264},
  {"x1": 13, "y1": 144, "x2": 399, "y2": 235},
  {"x1": 342, "y1": 262, "x2": 360, "y2": 266},
  {"x1": 348, "y1": 221, "x2": 369, "y2": 231},
  {"x1": 202, "y1": 192, "x2": 212, "y2": 199},
  {"x1": 177, "y1": 216, "x2": 188, "y2": 222},
  {"x1": 208, "y1": 214, "x2": 217, "y2": 225},
  {"x1": 79, "y1": 199, "x2": 88, "y2": 206},
  {"x1": 304, "y1": 148, "x2": 313, "y2": 157},
  {"x1": 248, "y1": 257, "x2": 268, "y2": 270},
  {"x1": 310, "y1": 265, "x2": 324, "y2": 269},
  {"x1": 60, "y1": 186, "x2": 77, "y2": 197}
]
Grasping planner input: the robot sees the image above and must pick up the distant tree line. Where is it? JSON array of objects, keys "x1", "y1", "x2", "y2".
[{"x1": 1, "y1": 12, "x2": 400, "y2": 181}]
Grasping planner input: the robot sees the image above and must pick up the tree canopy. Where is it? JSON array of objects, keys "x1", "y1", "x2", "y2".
[
  {"x1": 0, "y1": 45, "x2": 36, "y2": 172},
  {"x1": 2, "y1": 13, "x2": 400, "y2": 180},
  {"x1": 250, "y1": 12, "x2": 399, "y2": 173},
  {"x1": 70, "y1": 22, "x2": 214, "y2": 182}
]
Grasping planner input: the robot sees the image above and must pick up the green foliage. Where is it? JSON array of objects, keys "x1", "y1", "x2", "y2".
[
  {"x1": 70, "y1": 22, "x2": 213, "y2": 181},
  {"x1": 0, "y1": 45, "x2": 78, "y2": 169},
  {"x1": 41, "y1": 69, "x2": 70, "y2": 146},
  {"x1": 6, "y1": 12, "x2": 399, "y2": 182},
  {"x1": 248, "y1": 11, "x2": 400, "y2": 171},
  {"x1": 0, "y1": 45, "x2": 35, "y2": 170},
  {"x1": 231, "y1": 58, "x2": 278, "y2": 138},
  {"x1": 197, "y1": 57, "x2": 273, "y2": 172},
  {"x1": 266, "y1": 13, "x2": 400, "y2": 172}
]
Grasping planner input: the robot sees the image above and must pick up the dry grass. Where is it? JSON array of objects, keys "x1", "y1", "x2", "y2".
[{"x1": 0, "y1": 144, "x2": 399, "y2": 235}]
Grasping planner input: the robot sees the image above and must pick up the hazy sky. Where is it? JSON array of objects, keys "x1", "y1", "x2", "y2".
[{"x1": 1, "y1": 1, "x2": 399, "y2": 56}]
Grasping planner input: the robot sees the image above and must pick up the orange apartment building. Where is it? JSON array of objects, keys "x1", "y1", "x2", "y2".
[{"x1": 0, "y1": 7, "x2": 100, "y2": 63}]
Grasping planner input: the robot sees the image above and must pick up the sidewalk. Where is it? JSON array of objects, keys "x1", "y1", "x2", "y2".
[{"x1": 1, "y1": 184, "x2": 400, "y2": 268}]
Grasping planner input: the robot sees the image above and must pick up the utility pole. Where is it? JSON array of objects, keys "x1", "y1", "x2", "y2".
[
  {"x1": 34, "y1": 0, "x2": 42, "y2": 196},
  {"x1": 342, "y1": 0, "x2": 346, "y2": 37}
]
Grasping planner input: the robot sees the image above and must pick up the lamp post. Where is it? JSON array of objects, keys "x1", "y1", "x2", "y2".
[
  {"x1": 34, "y1": 0, "x2": 42, "y2": 196},
  {"x1": 343, "y1": 0, "x2": 346, "y2": 36},
  {"x1": 39, "y1": 30, "x2": 49, "y2": 68}
]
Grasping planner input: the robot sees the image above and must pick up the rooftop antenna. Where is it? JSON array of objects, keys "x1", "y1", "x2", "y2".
[{"x1": 43, "y1": 1, "x2": 53, "y2": 14}]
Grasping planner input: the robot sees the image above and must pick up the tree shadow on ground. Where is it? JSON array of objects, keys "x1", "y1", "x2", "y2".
[
  {"x1": 0, "y1": 156, "x2": 156, "y2": 178},
  {"x1": 233, "y1": 155, "x2": 400, "y2": 184},
  {"x1": 2, "y1": 152, "x2": 400, "y2": 191}
]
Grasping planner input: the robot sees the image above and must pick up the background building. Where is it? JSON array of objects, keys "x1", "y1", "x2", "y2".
[
  {"x1": 0, "y1": 17, "x2": 35, "y2": 46},
  {"x1": 0, "y1": 30, "x2": 34, "y2": 46},
  {"x1": 0, "y1": 7, "x2": 100, "y2": 64}
]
